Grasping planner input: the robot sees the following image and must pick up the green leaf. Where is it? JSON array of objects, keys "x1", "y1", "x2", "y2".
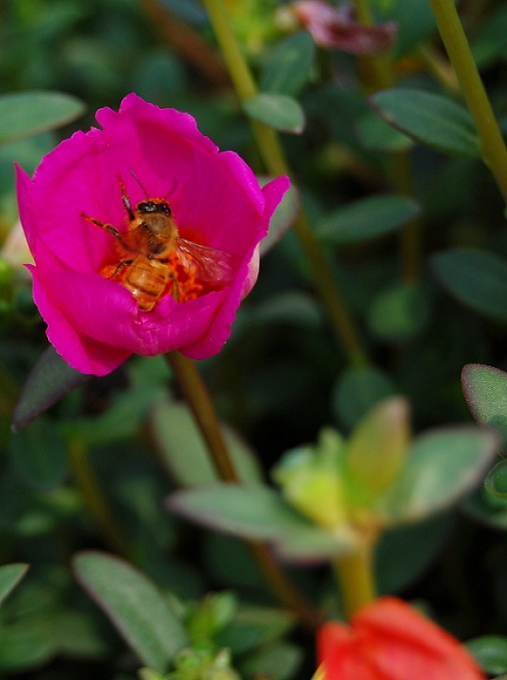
[
  {"x1": 12, "y1": 345, "x2": 89, "y2": 432},
  {"x1": 248, "y1": 291, "x2": 322, "y2": 328},
  {"x1": 9, "y1": 416, "x2": 67, "y2": 490},
  {"x1": 243, "y1": 93, "x2": 305, "y2": 134},
  {"x1": 0, "y1": 564, "x2": 29, "y2": 606},
  {"x1": 485, "y1": 459, "x2": 507, "y2": 499},
  {"x1": 239, "y1": 641, "x2": 302, "y2": 680},
  {"x1": 168, "y1": 484, "x2": 356, "y2": 560},
  {"x1": 317, "y1": 194, "x2": 420, "y2": 245},
  {"x1": 467, "y1": 635, "x2": 507, "y2": 675},
  {"x1": 462, "y1": 364, "x2": 507, "y2": 448},
  {"x1": 0, "y1": 91, "x2": 85, "y2": 145},
  {"x1": 355, "y1": 110, "x2": 413, "y2": 151},
  {"x1": 367, "y1": 282, "x2": 430, "y2": 341},
  {"x1": 73, "y1": 551, "x2": 188, "y2": 673},
  {"x1": 345, "y1": 397, "x2": 410, "y2": 501},
  {"x1": 332, "y1": 365, "x2": 396, "y2": 430},
  {"x1": 376, "y1": 427, "x2": 498, "y2": 524},
  {"x1": 150, "y1": 400, "x2": 262, "y2": 485},
  {"x1": 368, "y1": 89, "x2": 480, "y2": 158},
  {"x1": 471, "y1": 5, "x2": 507, "y2": 69},
  {"x1": 260, "y1": 31, "x2": 315, "y2": 96},
  {"x1": 371, "y1": 0, "x2": 436, "y2": 57},
  {"x1": 432, "y1": 248, "x2": 507, "y2": 322}
]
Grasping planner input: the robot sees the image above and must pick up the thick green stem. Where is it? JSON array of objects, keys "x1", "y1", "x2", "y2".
[
  {"x1": 428, "y1": 0, "x2": 507, "y2": 203},
  {"x1": 68, "y1": 439, "x2": 130, "y2": 556},
  {"x1": 166, "y1": 352, "x2": 320, "y2": 628},
  {"x1": 201, "y1": 0, "x2": 367, "y2": 366},
  {"x1": 334, "y1": 542, "x2": 376, "y2": 618}
]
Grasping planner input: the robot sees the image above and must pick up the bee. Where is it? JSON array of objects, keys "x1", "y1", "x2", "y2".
[{"x1": 80, "y1": 172, "x2": 239, "y2": 311}]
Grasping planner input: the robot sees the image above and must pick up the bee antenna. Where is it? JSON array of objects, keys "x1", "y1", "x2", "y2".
[{"x1": 128, "y1": 168, "x2": 150, "y2": 198}]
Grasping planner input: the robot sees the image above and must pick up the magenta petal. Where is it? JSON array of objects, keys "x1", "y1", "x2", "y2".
[
  {"x1": 28, "y1": 265, "x2": 131, "y2": 375},
  {"x1": 16, "y1": 94, "x2": 292, "y2": 375}
]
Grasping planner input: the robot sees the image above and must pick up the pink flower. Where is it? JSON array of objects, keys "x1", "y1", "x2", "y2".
[
  {"x1": 290, "y1": 1, "x2": 397, "y2": 54},
  {"x1": 318, "y1": 597, "x2": 486, "y2": 680},
  {"x1": 16, "y1": 93, "x2": 289, "y2": 376}
]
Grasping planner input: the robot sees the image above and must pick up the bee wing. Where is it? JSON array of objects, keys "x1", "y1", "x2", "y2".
[{"x1": 176, "y1": 237, "x2": 240, "y2": 286}]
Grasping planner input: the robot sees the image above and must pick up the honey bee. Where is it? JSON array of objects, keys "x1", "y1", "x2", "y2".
[{"x1": 80, "y1": 172, "x2": 239, "y2": 311}]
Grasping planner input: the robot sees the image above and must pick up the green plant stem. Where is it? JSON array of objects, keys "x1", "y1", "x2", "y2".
[
  {"x1": 68, "y1": 438, "x2": 130, "y2": 556},
  {"x1": 201, "y1": 0, "x2": 367, "y2": 367},
  {"x1": 428, "y1": 0, "x2": 507, "y2": 203},
  {"x1": 351, "y1": 0, "x2": 422, "y2": 281},
  {"x1": 166, "y1": 352, "x2": 321, "y2": 628},
  {"x1": 166, "y1": 351, "x2": 239, "y2": 482},
  {"x1": 334, "y1": 542, "x2": 376, "y2": 618}
]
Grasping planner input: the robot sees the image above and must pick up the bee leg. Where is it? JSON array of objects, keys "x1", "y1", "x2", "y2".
[
  {"x1": 116, "y1": 174, "x2": 136, "y2": 222},
  {"x1": 100, "y1": 259, "x2": 134, "y2": 281},
  {"x1": 169, "y1": 273, "x2": 180, "y2": 303},
  {"x1": 80, "y1": 211, "x2": 137, "y2": 254}
]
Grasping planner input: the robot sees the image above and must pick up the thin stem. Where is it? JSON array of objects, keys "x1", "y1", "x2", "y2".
[
  {"x1": 68, "y1": 439, "x2": 130, "y2": 556},
  {"x1": 166, "y1": 352, "x2": 321, "y2": 628},
  {"x1": 202, "y1": 0, "x2": 368, "y2": 367},
  {"x1": 351, "y1": 0, "x2": 423, "y2": 281},
  {"x1": 334, "y1": 543, "x2": 376, "y2": 618},
  {"x1": 166, "y1": 351, "x2": 239, "y2": 482},
  {"x1": 428, "y1": 0, "x2": 507, "y2": 203}
]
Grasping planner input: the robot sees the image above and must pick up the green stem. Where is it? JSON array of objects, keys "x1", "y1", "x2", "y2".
[
  {"x1": 428, "y1": 0, "x2": 507, "y2": 203},
  {"x1": 166, "y1": 352, "x2": 239, "y2": 482},
  {"x1": 201, "y1": 0, "x2": 367, "y2": 367},
  {"x1": 68, "y1": 439, "x2": 130, "y2": 556},
  {"x1": 166, "y1": 352, "x2": 321, "y2": 628},
  {"x1": 351, "y1": 0, "x2": 422, "y2": 282},
  {"x1": 334, "y1": 542, "x2": 376, "y2": 618}
]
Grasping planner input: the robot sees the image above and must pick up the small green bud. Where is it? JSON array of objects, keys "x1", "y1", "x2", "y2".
[
  {"x1": 345, "y1": 396, "x2": 410, "y2": 506},
  {"x1": 273, "y1": 428, "x2": 347, "y2": 528}
]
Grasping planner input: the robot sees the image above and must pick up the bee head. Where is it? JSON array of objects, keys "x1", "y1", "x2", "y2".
[{"x1": 137, "y1": 199, "x2": 172, "y2": 216}]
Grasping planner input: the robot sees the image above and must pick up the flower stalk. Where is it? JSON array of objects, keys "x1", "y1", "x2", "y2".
[
  {"x1": 350, "y1": 0, "x2": 423, "y2": 282},
  {"x1": 428, "y1": 0, "x2": 507, "y2": 204},
  {"x1": 334, "y1": 542, "x2": 376, "y2": 618},
  {"x1": 202, "y1": 0, "x2": 367, "y2": 367},
  {"x1": 166, "y1": 351, "x2": 320, "y2": 628},
  {"x1": 68, "y1": 438, "x2": 130, "y2": 556}
]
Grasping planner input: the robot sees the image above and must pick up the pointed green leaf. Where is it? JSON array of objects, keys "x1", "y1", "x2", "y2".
[
  {"x1": 432, "y1": 248, "x2": 507, "y2": 322},
  {"x1": 369, "y1": 89, "x2": 480, "y2": 157},
  {"x1": 243, "y1": 93, "x2": 305, "y2": 134},
  {"x1": 12, "y1": 345, "x2": 89, "y2": 432},
  {"x1": 73, "y1": 551, "x2": 188, "y2": 673},
  {"x1": 0, "y1": 91, "x2": 85, "y2": 145},
  {"x1": 462, "y1": 363, "x2": 507, "y2": 448},
  {"x1": 260, "y1": 31, "x2": 315, "y2": 96},
  {"x1": 355, "y1": 110, "x2": 413, "y2": 151},
  {"x1": 346, "y1": 397, "x2": 410, "y2": 501},
  {"x1": 0, "y1": 564, "x2": 29, "y2": 606},
  {"x1": 169, "y1": 484, "x2": 310, "y2": 540},
  {"x1": 168, "y1": 484, "x2": 356, "y2": 561},
  {"x1": 376, "y1": 427, "x2": 498, "y2": 524},
  {"x1": 317, "y1": 194, "x2": 420, "y2": 245}
]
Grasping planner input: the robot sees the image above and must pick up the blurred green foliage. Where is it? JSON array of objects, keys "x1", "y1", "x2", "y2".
[{"x1": 3, "y1": 0, "x2": 507, "y2": 677}]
